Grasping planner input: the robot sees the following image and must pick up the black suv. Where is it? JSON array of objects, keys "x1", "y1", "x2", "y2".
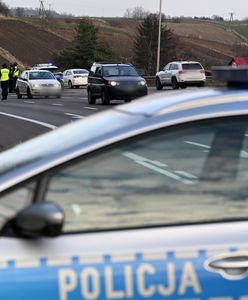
[{"x1": 87, "y1": 63, "x2": 148, "y2": 105}]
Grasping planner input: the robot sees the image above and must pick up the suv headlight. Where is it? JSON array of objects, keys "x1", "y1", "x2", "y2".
[
  {"x1": 138, "y1": 80, "x2": 146, "y2": 86},
  {"x1": 108, "y1": 81, "x2": 119, "y2": 86}
]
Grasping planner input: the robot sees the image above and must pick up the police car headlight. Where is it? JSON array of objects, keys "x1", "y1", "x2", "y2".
[
  {"x1": 31, "y1": 84, "x2": 40, "y2": 88},
  {"x1": 138, "y1": 80, "x2": 146, "y2": 86}
]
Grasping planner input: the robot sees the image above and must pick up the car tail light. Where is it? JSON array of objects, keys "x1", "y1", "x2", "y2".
[
  {"x1": 179, "y1": 70, "x2": 187, "y2": 74},
  {"x1": 74, "y1": 75, "x2": 81, "y2": 78}
]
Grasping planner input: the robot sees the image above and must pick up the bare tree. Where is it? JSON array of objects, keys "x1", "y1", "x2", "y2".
[
  {"x1": 0, "y1": 0, "x2": 10, "y2": 16},
  {"x1": 124, "y1": 6, "x2": 150, "y2": 19}
]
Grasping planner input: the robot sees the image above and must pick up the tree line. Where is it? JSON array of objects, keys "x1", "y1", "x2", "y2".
[{"x1": 53, "y1": 15, "x2": 175, "y2": 75}]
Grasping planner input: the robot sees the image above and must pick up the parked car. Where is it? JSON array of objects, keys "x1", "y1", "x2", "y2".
[
  {"x1": 155, "y1": 61, "x2": 206, "y2": 90},
  {"x1": 63, "y1": 68, "x2": 89, "y2": 88},
  {"x1": 87, "y1": 62, "x2": 148, "y2": 104},
  {"x1": 16, "y1": 70, "x2": 62, "y2": 99},
  {"x1": 2, "y1": 67, "x2": 248, "y2": 298}
]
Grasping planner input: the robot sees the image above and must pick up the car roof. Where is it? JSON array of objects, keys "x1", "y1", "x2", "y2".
[
  {"x1": 27, "y1": 70, "x2": 53, "y2": 73},
  {"x1": 169, "y1": 61, "x2": 202, "y2": 64},
  {"x1": 0, "y1": 88, "x2": 248, "y2": 191}
]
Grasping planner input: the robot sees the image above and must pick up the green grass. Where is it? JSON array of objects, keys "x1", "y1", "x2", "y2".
[{"x1": 222, "y1": 22, "x2": 248, "y2": 39}]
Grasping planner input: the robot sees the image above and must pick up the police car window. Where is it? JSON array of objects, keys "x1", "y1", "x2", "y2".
[{"x1": 46, "y1": 117, "x2": 248, "y2": 233}]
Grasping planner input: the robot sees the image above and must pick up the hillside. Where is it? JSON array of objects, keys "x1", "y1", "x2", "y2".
[
  {"x1": 0, "y1": 17, "x2": 70, "y2": 68},
  {"x1": 0, "y1": 16, "x2": 248, "y2": 72}
]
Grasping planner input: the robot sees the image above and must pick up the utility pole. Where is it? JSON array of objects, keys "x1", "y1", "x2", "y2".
[
  {"x1": 156, "y1": 0, "x2": 162, "y2": 73},
  {"x1": 39, "y1": 0, "x2": 47, "y2": 18},
  {"x1": 229, "y1": 12, "x2": 234, "y2": 22}
]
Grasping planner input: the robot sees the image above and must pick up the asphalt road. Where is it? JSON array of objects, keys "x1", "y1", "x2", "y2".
[{"x1": 0, "y1": 86, "x2": 196, "y2": 151}]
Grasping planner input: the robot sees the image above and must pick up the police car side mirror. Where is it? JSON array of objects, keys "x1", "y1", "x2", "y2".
[{"x1": 13, "y1": 202, "x2": 64, "y2": 238}]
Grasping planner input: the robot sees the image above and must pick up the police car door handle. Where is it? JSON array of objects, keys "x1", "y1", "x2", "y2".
[{"x1": 205, "y1": 253, "x2": 248, "y2": 280}]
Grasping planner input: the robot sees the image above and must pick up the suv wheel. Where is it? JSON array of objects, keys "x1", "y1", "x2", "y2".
[
  {"x1": 171, "y1": 77, "x2": 179, "y2": 90},
  {"x1": 180, "y1": 84, "x2": 187, "y2": 89},
  {"x1": 156, "y1": 77, "x2": 163, "y2": 90},
  {"x1": 27, "y1": 88, "x2": 33, "y2": 99},
  {"x1": 68, "y1": 81, "x2": 73, "y2": 89},
  {"x1": 101, "y1": 89, "x2": 110, "y2": 105},
  {"x1": 16, "y1": 87, "x2": 22, "y2": 99},
  {"x1": 88, "y1": 89, "x2": 96, "y2": 104}
]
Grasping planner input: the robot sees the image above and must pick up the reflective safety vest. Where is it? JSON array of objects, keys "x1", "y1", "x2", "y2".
[
  {"x1": 0, "y1": 68, "x2": 10, "y2": 81},
  {"x1": 13, "y1": 66, "x2": 19, "y2": 77}
]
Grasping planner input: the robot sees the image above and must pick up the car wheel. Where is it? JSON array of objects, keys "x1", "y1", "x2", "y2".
[
  {"x1": 156, "y1": 77, "x2": 163, "y2": 90},
  {"x1": 56, "y1": 94, "x2": 61, "y2": 99},
  {"x1": 68, "y1": 81, "x2": 73, "y2": 89},
  {"x1": 16, "y1": 87, "x2": 22, "y2": 99},
  {"x1": 197, "y1": 82, "x2": 205, "y2": 87},
  {"x1": 87, "y1": 89, "x2": 96, "y2": 104},
  {"x1": 101, "y1": 89, "x2": 110, "y2": 105},
  {"x1": 124, "y1": 99, "x2": 131, "y2": 103},
  {"x1": 180, "y1": 84, "x2": 187, "y2": 89},
  {"x1": 76, "y1": 86, "x2": 80, "y2": 89},
  {"x1": 27, "y1": 88, "x2": 33, "y2": 99},
  {"x1": 172, "y1": 77, "x2": 179, "y2": 90}
]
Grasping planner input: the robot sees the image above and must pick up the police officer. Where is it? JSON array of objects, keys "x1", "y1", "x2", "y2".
[
  {"x1": 0, "y1": 63, "x2": 10, "y2": 100},
  {"x1": 12, "y1": 62, "x2": 20, "y2": 92}
]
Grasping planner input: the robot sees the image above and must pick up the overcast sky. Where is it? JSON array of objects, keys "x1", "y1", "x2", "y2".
[{"x1": 5, "y1": 0, "x2": 248, "y2": 20}]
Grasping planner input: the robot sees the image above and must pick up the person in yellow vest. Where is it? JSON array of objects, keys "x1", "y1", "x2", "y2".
[
  {"x1": 12, "y1": 62, "x2": 20, "y2": 92},
  {"x1": 0, "y1": 63, "x2": 10, "y2": 100}
]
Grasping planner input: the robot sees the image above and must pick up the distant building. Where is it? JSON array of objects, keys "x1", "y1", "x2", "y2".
[{"x1": 229, "y1": 57, "x2": 248, "y2": 67}]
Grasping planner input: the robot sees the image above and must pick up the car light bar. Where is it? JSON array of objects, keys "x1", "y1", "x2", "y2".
[{"x1": 212, "y1": 66, "x2": 248, "y2": 89}]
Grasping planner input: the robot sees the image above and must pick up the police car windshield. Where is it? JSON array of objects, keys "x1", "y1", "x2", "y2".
[
  {"x1": 29, "y1": 72, "x2": 55, "y2": 80},
  {"x1": 103, "y1": 65, "x2": 139, "y2": 77}
]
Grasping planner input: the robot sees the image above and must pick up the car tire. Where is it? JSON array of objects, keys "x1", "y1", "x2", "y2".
[
  {"x1": 101, "y1": 89, "x2": 110, "y2": 105},
  {"x1": 16, "y1": 87, "x2": 22, "y2": 99},
  {"x1": 27, "y1": 88, "x2": 33, "y2": 99},
  {"x1": 172, "y1": 77, "x2": 179, "y2": 90},
  {"x1": 124, "y1": 99, "x2": 131, "y2": 103},
  {"x1": 180, "y1": 84, "x2": 187, "y2": 89},
  {"x1": 156, "y1": 77, "x2": 163, "y2": 90},
  {"x1": 76, "y1": 86, "x2": 80, "y2": 89},
  {"x1": 197, "y1": 82, "x2": 205, "y2": 87},
  {"x1": 56, "y1": 94, "x2": 61, "y2": 99},
  {"x1": 87, "y1": 89, "x2": 96, "y2": 104},
  {"x1": 68, "y1": 81, "x2": 73, "y2": 89}
]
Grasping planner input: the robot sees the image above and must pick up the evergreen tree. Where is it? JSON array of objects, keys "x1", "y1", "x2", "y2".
[
  {"x1": 54, "y1": 19, "x2": 116, "y2": 69},
  {"x1": 133, "y1": 14, "x2": 175, "y2": 75}
]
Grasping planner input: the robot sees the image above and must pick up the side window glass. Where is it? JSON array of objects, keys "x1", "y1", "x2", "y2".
[
  {"x1": 0, "y1": 182, "x2": 36, "y2": 229},
  {"x1": 95, "y1": 67, "x2": 102, "y2": 77},
  {"x1": 46, "y1": 117, "x2": 248, "y2": 233}
]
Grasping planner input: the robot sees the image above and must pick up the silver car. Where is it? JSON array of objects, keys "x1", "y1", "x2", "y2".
[
  {"x1": 1, "y1": 67, "x2": 248, "y2": 298},
  {"x1": 16, "y1": 70, "x2": 62, "y2": 99}
]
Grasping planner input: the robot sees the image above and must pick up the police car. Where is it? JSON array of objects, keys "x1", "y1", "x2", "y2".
[
  {"x1": 32, "y1": 63, "x2": 64, "y2": 84},
  {"x1": 0, "y1": 67, "x2": 248, "y2": 299}
]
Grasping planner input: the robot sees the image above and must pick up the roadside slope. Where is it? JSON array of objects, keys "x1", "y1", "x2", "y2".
[{"x1": 0, "y1": 17, "x2": 70, "y2": 67}]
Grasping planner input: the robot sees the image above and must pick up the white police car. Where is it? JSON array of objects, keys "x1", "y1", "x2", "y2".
[{"x1": 0, "y1": 67, "x2": 248, "y2": 299}]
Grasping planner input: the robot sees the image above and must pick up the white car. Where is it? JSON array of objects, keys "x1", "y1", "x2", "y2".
[
  {"x1": 63, "y1": 68, "x2": 89, "y2": 88},
  {"x1": 16, "y1": 70, "x2": 62, "y2": 99},
  {"x1": 155, "y1": 61, "x2": 206, "y2": 90}
]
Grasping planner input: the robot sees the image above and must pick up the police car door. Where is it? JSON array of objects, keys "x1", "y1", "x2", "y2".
[{"x1": 0, "y1": 116, "x2": 248, "y2": 299}]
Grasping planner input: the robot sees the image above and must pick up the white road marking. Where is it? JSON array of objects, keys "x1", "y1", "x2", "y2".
[
  {"x1": 175, "y1": 170, "x2": 198, "y2": 179},
  {"x1": 185, "y1": 141, "x2": 210, "y2": 149},
  {"x1": 123, "y1": 152, "x2": 167, "y2": 167},
  {"x1": 123, "y1": 152, "x2": 194, "y2": 184},
  {"x1": 23, "y1": 100, "x2": 35, "y2": 104},
  {"x1": 0, "y1": 112, "x2": 57, "y2": 129},
  {"x1": 71, "y1": 204, "x2": 82, "y2": 216},
  {"x1": 84, "y1": 106, "x2": 97, "y2": 110},
  {"x1": 185, "y1": 140, "x2": 248, "y2": 158},
  {"x1": 65, "y1": 113, "x2": 85, "y2": 119},
  {"x1": 52, "y1": 103, "x2": 64, "y2": 106}
]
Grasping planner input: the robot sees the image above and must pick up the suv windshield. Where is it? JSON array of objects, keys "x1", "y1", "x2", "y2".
[
  {"x1": 182, "y1": 63, "x2": 203, "y2": 70},
  {"x1": 103, "y1": 65, "x2": 139, "y2": 77},
  {"x1": 29, "y1": 72, "x2": 55, "y2": 80}
]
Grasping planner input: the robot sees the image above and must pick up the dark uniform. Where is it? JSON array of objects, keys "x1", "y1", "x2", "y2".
[{"x1": 0, "y1": 64, "x2": 10, "y2": 100}]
